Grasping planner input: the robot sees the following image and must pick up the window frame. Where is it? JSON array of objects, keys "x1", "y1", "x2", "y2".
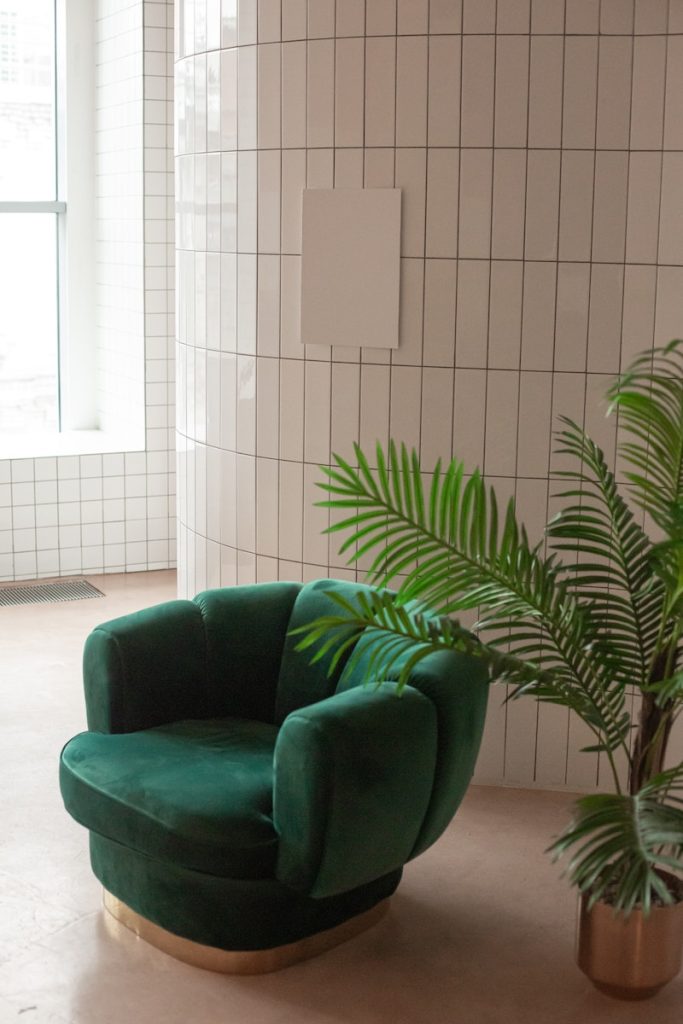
[
  {"x1": 0, "y1": 0, "x2": 64, "y2": 435},
  {"x1": 0, "y1": 0, "x2": 143, "y2": 458}
]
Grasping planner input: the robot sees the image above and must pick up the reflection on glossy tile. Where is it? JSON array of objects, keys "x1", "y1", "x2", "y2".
[
  {"x1": 256, "y1": 356, "x2": 279, "y2": 456},
  {"x1": 236, "y1": 353, "x2": 256, "y2": 454},
  {"x1": 278, "y1": 460, "x2": 303, "y2": 562},
  {"x1": 237, "y1": 150, "x2": 257, "y2": 253},
  {"x1": 206, "y1": 51, "x2": 220, "y2": 151},
  {"x1": 258, "y1": 43, "x2": 281, "y2": 149},
  {"x1": 282, "y1": 42, "x2": 306, "y2": 148},
  {"x1": 237, "y1": 45, "x2": 257, "y2": 149},
  {"x1": 256, "y1": 457, "x2": 278, "y2": 556},
  {"x1": 221, "y1": 0, "x2": 238, "y2": 47},
  {"x1": 237, "y1": 253, "x2": 257, "y2": 354}
]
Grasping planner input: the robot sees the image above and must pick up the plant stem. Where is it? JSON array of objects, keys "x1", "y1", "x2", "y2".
[{"x1": 631, "y1": 625, "x2": 680, "y2": 794}]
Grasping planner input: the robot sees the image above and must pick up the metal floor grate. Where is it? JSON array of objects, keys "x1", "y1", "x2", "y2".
[{"x1": 0, "y1": 578, "x2": 104, "y2": 607}]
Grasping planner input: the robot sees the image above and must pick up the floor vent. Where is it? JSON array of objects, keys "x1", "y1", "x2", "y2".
[{"x1": 0, "y1": 578, "x2": 104, "y2": 607}]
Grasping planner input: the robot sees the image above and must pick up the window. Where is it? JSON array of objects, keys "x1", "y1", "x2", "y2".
[
  {"x1": 0, "y1": 0, "x2": 144, "y2": 459},
  {"x1": 0, "y1": 0, "x2": 62, "y2": 435}
]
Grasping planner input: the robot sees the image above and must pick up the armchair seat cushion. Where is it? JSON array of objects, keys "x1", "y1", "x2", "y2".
[{"x1": 60, "y1": 718, "x2": 279, "y2": 880}]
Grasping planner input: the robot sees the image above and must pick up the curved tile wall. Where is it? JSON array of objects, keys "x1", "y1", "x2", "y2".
[{"x1": 175, "y1": 0, "x2": 683, "y2": 788}]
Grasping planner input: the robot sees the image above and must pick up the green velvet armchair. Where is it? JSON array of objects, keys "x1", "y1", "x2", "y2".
[{"x1": 60, "y1": 579, "x2": 488, "y2": 971}]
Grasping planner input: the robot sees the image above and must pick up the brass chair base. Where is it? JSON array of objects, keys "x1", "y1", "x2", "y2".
[{"x1": 103, "y1": 889, "x2": 390, "y2": 974}]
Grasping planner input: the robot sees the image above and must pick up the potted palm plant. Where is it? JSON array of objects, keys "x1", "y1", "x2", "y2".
[{"x1": 298, "y1": 340, "x2": 683, "y2": 999}]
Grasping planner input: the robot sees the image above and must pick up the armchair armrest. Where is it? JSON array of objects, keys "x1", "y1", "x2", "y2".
[
  {"x1": 83, "y1": 600, "x2": 208, "y2": 733},
  {"x1": 273, "y1": 682, "x2": 437, "y2": 899}
]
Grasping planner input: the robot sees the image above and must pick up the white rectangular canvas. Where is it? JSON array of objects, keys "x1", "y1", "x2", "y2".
[{"x1": 300, "y1": 188, "x2": 402, "y2": 349}]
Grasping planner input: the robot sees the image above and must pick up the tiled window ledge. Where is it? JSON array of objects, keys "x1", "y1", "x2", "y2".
[{"x1": 0, "y1": 430, "x2": 145, "y2": 462}]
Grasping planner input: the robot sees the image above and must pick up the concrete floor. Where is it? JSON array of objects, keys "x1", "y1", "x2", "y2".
[{"x1": 0, "y1": 569, "x2": 680, "y2": 1023}]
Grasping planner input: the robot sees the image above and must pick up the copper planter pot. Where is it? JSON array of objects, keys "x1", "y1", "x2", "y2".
[{"x1": 577, "y1": 888, "x2": 683, "y2": 1000}]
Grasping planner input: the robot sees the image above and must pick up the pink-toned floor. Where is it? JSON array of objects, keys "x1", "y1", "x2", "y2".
[{"x1": 0, "y1": 570, "x2": 680, "y2": 1023}]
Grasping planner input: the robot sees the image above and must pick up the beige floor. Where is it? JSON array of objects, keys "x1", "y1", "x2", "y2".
[{"x1": 0, "y1": 570, "x2": 680, "y2": 1024}]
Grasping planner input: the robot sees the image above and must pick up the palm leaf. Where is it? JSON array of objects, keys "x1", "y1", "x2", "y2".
[
  {"x1": 550, "y1": 765, "x2": 683, "y2": 912},
  {"x1": 318, "y1": 443, "x2": 636, "y2": 766},
  {"x1": 298, "y1": 341, "x2": 683, "y2": 894},
  {"x1": 606, "y1": 339, "x2": 683, "y2": 542},
  {"x1": 295, "y1": 589, "x2": 632, "y2": 759},
  {"x1": 547, "y1": 418, "x2": 666, "y2": 689}
]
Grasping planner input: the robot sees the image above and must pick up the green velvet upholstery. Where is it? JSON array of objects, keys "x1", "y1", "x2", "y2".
[
  {"x1": 337, "y1": 635, "x2": 490, "y2": 858},
  {"x1": 83, "y1": 600, "x2": 207, "y2": 733},
  {"x1": 273, "y1": 682, "x2": 438, "y2": 898},
  {"x1": 274, "y1": 578, "x2": 373, "y2": 724},
  {"x1": 193, "y1": 583, "x2": 301, "y2": 722},
  {"x1": 90, "y1": 832, "x2": 402, "y2": 951},
  {"x1": 60, "y1": 579, "x2": 489, "y2": 954},
  {"x1": 61, "y1": 718, "x2": 279, "y2": 878}
]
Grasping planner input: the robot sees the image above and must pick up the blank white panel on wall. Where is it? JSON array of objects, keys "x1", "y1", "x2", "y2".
[{"x1": 300, "y1": 188, "x2": 401, "y2": 349}]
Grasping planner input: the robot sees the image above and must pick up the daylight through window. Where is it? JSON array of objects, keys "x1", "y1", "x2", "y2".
[{"x1": 0, "y1": 0, "x2": 62, "y2": 434}]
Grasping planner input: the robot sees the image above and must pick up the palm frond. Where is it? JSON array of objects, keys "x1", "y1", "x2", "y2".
[
  {"x1": 295, "y1": 590, "x2": 632, "y2": 759},
  {"x1": 550, "y1": 765, "x2": 683, "y2": 913},
  {"x1": 318, "y1": 442, "x2": 635, "y2": 765},
  {"x1": 548, "y1": 417, "x2": 666, "y2": 689},
  {"x1": 606, "y1": 338, "x2": 683, "y2": 544}
]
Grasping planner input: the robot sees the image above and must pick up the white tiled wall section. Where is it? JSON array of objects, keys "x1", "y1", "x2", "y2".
[
  {"x1": 0, "y1": 0, "x2": 176, "y2": 580},
  {"x1": 175, "y1": 0, "x2": 683, "y2": 789}
]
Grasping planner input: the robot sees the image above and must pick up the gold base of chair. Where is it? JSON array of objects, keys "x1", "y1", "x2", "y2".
[{"x1": 103, "y1": 889, "x2": 390, "y2": 975}]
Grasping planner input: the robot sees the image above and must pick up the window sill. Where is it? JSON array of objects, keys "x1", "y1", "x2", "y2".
[{"x1": 0, "y1": 429, "x2": 145, "y2": 461}]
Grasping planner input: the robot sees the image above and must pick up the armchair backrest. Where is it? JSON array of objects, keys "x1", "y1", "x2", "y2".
[
  {"x1": 274, "y1": 579, "x2": 375, "y2": 724},
  {"x1": 194, "y1": 582, "x2": 302, "y2": 721}
]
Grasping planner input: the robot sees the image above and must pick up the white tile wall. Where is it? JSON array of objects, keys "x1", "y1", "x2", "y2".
[
  {"x1": 176, "y1": 1, "x2": 683, "y2": 789},
  {"x1": 0, "y1": 0, "x2": 175, "y2": 581}
]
